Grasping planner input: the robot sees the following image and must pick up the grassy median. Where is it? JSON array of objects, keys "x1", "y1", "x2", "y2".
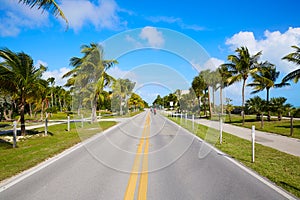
[
  {"x1": 0, "y1": 121, "x2": 116, "y2": 182},
  {"x1": 169, "y1": 117, "x2": 300, "y2": 198}
]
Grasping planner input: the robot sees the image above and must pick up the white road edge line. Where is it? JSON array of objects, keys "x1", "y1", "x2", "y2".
[
  {"x1": 165, "y1": 116, "x2": 297, "y2": 200},
  {"x1": 0, "y1": 119, "x2": 127, "y2": 193}
]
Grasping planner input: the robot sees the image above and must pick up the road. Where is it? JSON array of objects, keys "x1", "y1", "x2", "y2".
[{"x1": 0, "y1": 111, "x2": 295, "y2": 199}]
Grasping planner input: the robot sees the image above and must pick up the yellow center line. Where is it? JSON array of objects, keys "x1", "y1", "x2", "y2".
[{"x1": 124, "y1": 113, "x2": 150, "y2": 200}]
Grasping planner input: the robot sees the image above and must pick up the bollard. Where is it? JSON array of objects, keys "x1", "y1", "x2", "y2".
[
  {"x1": 252, "y1": 125, "x2": 255, "y2": 163},
  {"x1": 67, "y1": 116, "x2": 70, "y2": 131},
  {"x1": 220, "y1": 118, "x2": 223, "y2": 144},
  {"x1": 192, "y1": 114, "x2": 195, "y2": 131},
  {"x1": 45, "y1": 117, "x2": 48, "y2": 136},
  {"x1": 81, "y1": 114, "x2": 84, "y2": 128},
  {"x1": 185, "y1": 113, "x2": 187, "y2": 125},
  {"x1": 13, "y1": 121, "x2": 17, "y2": 148}
]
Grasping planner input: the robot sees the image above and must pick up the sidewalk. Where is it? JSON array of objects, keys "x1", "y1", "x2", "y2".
[{"x1": 194, "y1": 119, "x2": 300, "y2": 157}]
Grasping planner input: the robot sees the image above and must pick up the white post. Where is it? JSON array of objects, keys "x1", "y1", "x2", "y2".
[
  {"x1": 252, "y1": 125, "x2": 255, "y2": 163},
  {"x1": 185, "y1": 113, "x2": 187, "y2": 125},
  {"x1": 192, "y1": 114, "x2": 195, "y2": 131},
  {"x1": 45, "y1": 117, "x2": 48, "y2": 136},
  {"x1": 13, "y1": 121, "x2": 17, "y2": 148},
  {"x1": 81, "y1": 114, "x2": 84, "y2": 128},
  {"x1": 67, "y1": 116, "x2": 70, "y2": 132},
  {"x1": 180, "y1": 112, "x2": 182, "y2": 123},
  {"x1": 220, "y1": 118, "x2": 223, "y2": 144}
]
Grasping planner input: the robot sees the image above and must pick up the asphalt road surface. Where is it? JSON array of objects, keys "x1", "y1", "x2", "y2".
[{"x1": 0, "y1": 111, "x2": 295, "y2": 199}]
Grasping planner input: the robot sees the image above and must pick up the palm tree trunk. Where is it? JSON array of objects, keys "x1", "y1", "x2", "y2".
[
  {"x1": 197, "y1": 96, "x2": 201, "y2": 118},
  {"x1": 242, "y1": 79, "x2": 246, "y2": 125},
  {"x1": 91, "y1": 96, "x2": 98, "y2": 123},
  {"x1": 266, "y1": 88, "x2": 270, "y2": 121},
  {"x1": 208, "y1": 87, "x2": 212, "y2": 119},
  {"x1": 29, "y1": 102, "x2": 33, "y2": 118},
  {"x1": 20, "y1": 97, "x2": 26, "y2": 136},
  {"x1": 212, "y1": 87, "x2": 215, "y2": 114},
  {"x1": 220, "y1": 87, "x2": 223, "y2": 115}
]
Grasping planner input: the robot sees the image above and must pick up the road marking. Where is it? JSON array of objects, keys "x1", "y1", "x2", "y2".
[{"x1": 124, "y1": 113, "x2": 150, "y2": 200}]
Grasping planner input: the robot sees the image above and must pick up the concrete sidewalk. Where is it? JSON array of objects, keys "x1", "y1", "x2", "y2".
[{"x1": 194, "y1": 119, "x2": 300, "y2": 157}]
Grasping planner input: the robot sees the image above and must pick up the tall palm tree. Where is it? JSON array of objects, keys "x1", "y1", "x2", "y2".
[
  {"x1": 282, "y1": 45, "x2": 300, "y2": 83},
  {"x1": 217, "y1": 65, "x2": 232, "y2": 115},
  {"x1": 63, "y1": 43, "x2": 117, "y2": 122},
  {"x1": 248, "y1": 62, "x2": 289, "y2": 121},
  {"x1": 200, "y1": 69, "x2": 214, "y2": 119},
  {"x1": 18, "y1": 0, "x2": 68, "y2": 27},
  {"x1": 0, "y1": 48, "x2": 47, "y2": 135},
  {"x1": 222, "y1": 46, "x2": 262, "y2": 125},
  {"x1": 191, "y1": 74, "x2": 206, "y2": 117}
]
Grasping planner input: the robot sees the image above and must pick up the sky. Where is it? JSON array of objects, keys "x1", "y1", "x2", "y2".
[{"x1": 0, "y1": 0, "x2": 300, "y2": 107}]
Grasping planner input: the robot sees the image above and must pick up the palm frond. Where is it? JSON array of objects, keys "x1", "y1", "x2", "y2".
[{"x1": 18, "y1": 0, "x2": 68, "y2": 28}]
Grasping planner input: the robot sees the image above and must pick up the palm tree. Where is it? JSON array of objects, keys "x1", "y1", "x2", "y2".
[
  {"x1": 0, "y1": 48, "x2": 47, "y2": 135},
  {"x1": 222, "y1": 46, "x2": 262, "y2": 125},
  {"x1": 270, "y1": 97, "x2": 292, "y2": 121},
  {"x1": 63, "y1": 43, "x2": 117, "y2": 122},
  {"x1": 191, "y1": 74, "x2": 206, "y2": 117},
  {"x1": 282, "y1": 45, "x2": 300, "y2": 83},
  {"x1": 248, "y1": 62, "x2": 289, "y2": 121},
  {"x1": 217, "y1": 65, "x2": 232, "y2": 115},
  {"x1": 18, "y1": 0, "x2": 68, "y2": 27},
  {"x1": 112, "y1": 78, "x2": 135, "y2": 115}
]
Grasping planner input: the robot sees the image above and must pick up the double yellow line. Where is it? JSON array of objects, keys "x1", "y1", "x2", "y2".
[{"x1": 124, "y1": 113, "x2": 150, "y2": 200}]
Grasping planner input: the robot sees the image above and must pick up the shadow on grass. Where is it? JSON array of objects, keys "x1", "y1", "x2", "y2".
[
  {"x1": 276, "y1": 125, "x2": 300, "y2": 129},
  {"x1": 0, "y1": 139, "x2": 12, "y2": 149},
  {"x1": 280, "y1": 181, "x2": 300, "y2": 193},
  {"x1": 0, "y1": 130, "x2": 53, "y2": 136}
]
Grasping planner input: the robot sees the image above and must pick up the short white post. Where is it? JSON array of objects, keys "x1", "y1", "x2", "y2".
[
  {"x1": 252, "y1": 125, "x2": 255, "y2": 163},
  {"x1": 185, "y1": 113, "x2": 187, "y2": 125},
  {"x1": 13, "y1": 121, "x2": 17, "y2": 148},
  {"x1": 45, "y1": 117, "x2": 48, "y2": 136},
  {"x1": 67, "y1": 116, "x2": 70, "y2": 132},
  {"x1": 180, "y1": 112, "x2": 183, "y2": 123},
  {"x1": 192, "y1": 114, "x2": 195, "y2": 131},
  {"x1": 220, "y1": 118, "x2": 223, "y2": 144},
  {"x1": 81, "y1": 114, "x2": 84, "y2": 128}
]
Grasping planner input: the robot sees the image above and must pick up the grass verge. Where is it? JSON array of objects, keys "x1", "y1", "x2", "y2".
[
  {"x1": 211, "y1": 114, "x2": 300, "y2": 139},
  {"x1": 0, "y1": 121, "x2": 116, "y2": 182},
  {"x1": 169, "y1": 117, "x2": 300, "y2": 198}
]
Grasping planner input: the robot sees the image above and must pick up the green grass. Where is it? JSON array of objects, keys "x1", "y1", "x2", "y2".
[
  {"x1": 169, "y1": 117, "x2": 300, "y2": 198},
  {"x1": 211, "y1": 114, "x2": 300, "y2": 139},
  {"x1": 0, "y1": 121, "x2": 116, "y2": 182}
]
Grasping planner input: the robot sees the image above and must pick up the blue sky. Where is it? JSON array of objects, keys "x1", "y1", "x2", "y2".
[{"x1": 0, "y1": 0, "x2": 300, "y2": 106}]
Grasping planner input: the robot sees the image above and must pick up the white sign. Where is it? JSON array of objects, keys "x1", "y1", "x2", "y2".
[{"x1": 170, "y1": 101, "x2": 173, "y2": 106}]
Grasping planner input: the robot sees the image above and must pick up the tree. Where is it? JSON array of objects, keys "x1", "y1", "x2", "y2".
[
  {"x1": 217, "y1": 65, "x2": 232, "y2": 115},
  {"x1": 0, "y1": 48, "x2": 47, "y2": 135},
  {"x1": 270, "y1": 97, "x2": 292, "y2": 121},
  {"x1": 282, "y1": 45, "x2": 300, "y2": 83},
  {"x1": 129, "y1": 93, "x2": 145, "y2": 111},
  {"x1": 222, "y1": 46, "x2": 262, "y2": 125},
  {"x1": 191, "y1": 74, "x2": 206, "y2": 117},
  {"x1": 18, "y1": 0, "x2": 68, "y2": 27},
  {"x1": 112, "y1": 79, "x2": 135, "y2": 115},
  {"x1": 63, "y1": 43, "x2": 117, "y2": 122},
  {"x1": 247, "y1": 62, "x2": 289, "y2": 121},
  {"x1": 225, "y1": 98, "x2": 234, "y2": 122}
]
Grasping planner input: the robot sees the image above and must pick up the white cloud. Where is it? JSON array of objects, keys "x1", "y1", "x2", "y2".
[
  {"x1": 147, "y1": 16, "x2": 205, "y2": 31},
  {"x1": 36, "y1": 60, "x2": 71, "y2": 86},
  {"x1": 60, "y1": 0, "x2": 126, "y2": 32},
  {"x1": 139, "y1": 26, "x2": 165, "y2": 48},
  {"x1": 0, "y1": 0, "x2": 49, "y2": 37},
  {"x1": 106, "y1": 66, "x2": 136, "y2": 80},
  {"x1": 203, "y1": 58, "x2": 224, "y2": 70},
  {"x1": 225, "y1": 27, "x2": 300, "y2": 74},
  {"x1": 43, "y1": 67, "x2": 71, "y2": 86}
]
